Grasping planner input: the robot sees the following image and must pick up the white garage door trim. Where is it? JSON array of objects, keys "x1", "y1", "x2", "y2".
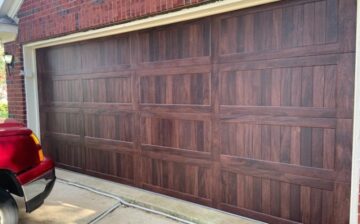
[{"x1": 350, "y1": 1, "x2": 360, "y2": 223}]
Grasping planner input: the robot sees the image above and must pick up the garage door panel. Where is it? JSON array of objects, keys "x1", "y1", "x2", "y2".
[
  {"x1": 140, "y1": 73, "x2": 211, "y2": 105},
  {"x1": 85, "y1": 147, "x2": 117, "y2": 176},
  {"x1": 42, "y1": 78, "x2": 82, "y2": 103},
  {"x1": 44, "y1": 137, "x2": 84, "y2": 169},
  {"x1": 85, "y1": 147, "x2": 135, "y2": 181},
  {"x1": 142, "y1": 157, "x2": 212, "y2": 202},
  {"x1": 335, "y1": 119, "x2": 353, "y2": 176},
  {"x1": 80, "y1": 36, "x2": 131, "y2": 71},
  {"x1": 337, "y1": 54, "x2": 355, "y2": 116},
  {"x1": 40, "y1": 45, "x2": 83, "y2": 75},
  {"x1": 44, "y1": 111, "x2": 81, "y2": 135},
  {"x1": 220, "y1": 65, "x2": 337, "y2": 108},
  {"x1": 140, "y1": 105, "x2": 212, "y2": 114},
  {"x1": 220, "y1": 170, "x2": 335, "y2": 223},
  {"x1": 218, "y1": 0, "x2": 337, "y2": 57},
  {"x1": 82, "y1": 76, "x2": 132, "y2": 103},
  {"x1": 220, "y1": 122, "x2": 336, "y2": 169},
  {"x1": 220, "y1": 106, "x2": 337, "y2": 118},
  {"x1": 141, "y1": 116, "x2": 210, "y2": 152},
  {"x1": 221, "y1": 154, "x2": 344, "y2": 182},
  {"x1": 139, "y1": 19, "x2": 211, "y2": 63},
  {"x1": 84, "y1": 112, "x2": 134, "y2": 142}
]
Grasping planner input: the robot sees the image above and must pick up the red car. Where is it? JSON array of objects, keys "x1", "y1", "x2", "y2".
[{"x1": 0, "y1": 119, "x2": 55, "y2": 223}]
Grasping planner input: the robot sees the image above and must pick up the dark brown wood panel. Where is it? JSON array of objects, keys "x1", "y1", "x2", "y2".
[{"x1": 37, "y1": 0, "x2": 355, "y2": 223}]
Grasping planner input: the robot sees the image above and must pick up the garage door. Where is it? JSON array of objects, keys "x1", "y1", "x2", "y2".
[{"x1": 36, "y1": 0, "x2": 354, "y2": 223}]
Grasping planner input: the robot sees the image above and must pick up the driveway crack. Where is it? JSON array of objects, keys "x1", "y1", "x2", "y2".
[{"x1": 88, "y1": 202, "x2": 122, "y2": 224}]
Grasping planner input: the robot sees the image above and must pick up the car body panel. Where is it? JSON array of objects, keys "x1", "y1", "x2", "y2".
[{"x1": 0, "y1": 118, "x2": 56, "y2": 213}]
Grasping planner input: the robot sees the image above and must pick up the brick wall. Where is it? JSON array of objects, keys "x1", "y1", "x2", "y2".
[
  {"x1": 5, "y1": 0, "x2": 213, "y2": 123},
  {"x1": 4, "y1": 42, "x2": 26, "y2": 124},
  {"x1": 17, "y1": 0, "x2": 212, "y2": 43}
]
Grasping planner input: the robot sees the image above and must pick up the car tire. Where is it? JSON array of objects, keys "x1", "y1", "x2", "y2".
[{"x1": 0, "y1": 189, "x2": 18, "y2": 224}]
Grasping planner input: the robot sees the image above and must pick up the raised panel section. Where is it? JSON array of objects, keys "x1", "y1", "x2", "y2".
[
  {"x1": 85, "y1": 148, "x2": 134, "y2": 181},
  {"x1": 42, "y1": 44, "x2": 82, "y2": 75},
  {"x1": 83, "y1": 76, "x2": 132, "y2": 103},
  {"x1": 84, "y1": 112, "x2": 134, "y2": 142},
  {"x1": 44, "y1": 137, "x2": 83, "y2": 169},
  {"x1": 220, "y1": 65, "x2": 337, "y2": 108},
  {"x1": 141, "y1": 116, "x2": 209, "y2": 152},
  {"x1": 40, "y1": 35, "x2": 131, "y2": 75},
  {"x1": 220, "y1": 171, "x2": 334, "y2": 224},
  {"x1": 140, "y1": 72, "x2": 210, "y2": 105},
  {"x1": 44, "y1": 111, "x2": 81, "y2": 135},
  {"x1": 220, "y1": 122, "x2": 335, "y2": 169},
  {"x1": 80, "y1": 36, "x2": 131, "y2": 71},
  {"x1": 219, "y1": 0, "x2": 337, "y2": 56},
  {"x1": 142, "y1": 157, "x2": 212, "y2": 201},
  {"x1": 139, "y1": 20, "x2": 211, "y2": 62},
  {"x1": 46, "y1": 79, "x2": 82, "y2": 103}
]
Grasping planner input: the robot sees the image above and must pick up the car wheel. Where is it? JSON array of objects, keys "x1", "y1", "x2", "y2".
[{"x1": 0, "y1": 189, "x2": 18, "y2": 224}]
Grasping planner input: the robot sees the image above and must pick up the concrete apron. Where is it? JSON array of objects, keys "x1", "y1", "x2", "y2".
[{"x1": 17, "y1": 168, "x2": 263, "y2": 224}]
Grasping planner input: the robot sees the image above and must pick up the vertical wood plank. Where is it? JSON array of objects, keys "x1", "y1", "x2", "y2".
[
  {"x1": 312, "y1": 128, "x2": 324, "y2": 168},
  {"x1": 301, "y1": 67, "x2": 313, "y2": 107},
  {"x1": 290, "y1": 127, "x2": 301, "y2": 165},
  {"x1": 280, "y1": 182, "x2": 290, "y2": 219},
  {"x1": 237, "y1": 174, "x2": 245, "y2": 208},
  {"x1": 270, "y1": 180, "x2": 280, "y2": 217},
  {"x1": 314, "y1": 1, "x2": 326, "y2": 44},
  {"x1": 280, "y1": 127, "x2": 291, "y2": 163},
  {"x1": 300, "y1": 186, "x2": 311, "y2": 224},
  {"x1": 323, "y1": 129, "x2": 335, "y2": 169},
  {"x1": 310, "y1": 188, "x2": 322, "y2": 224},
  {"x1": 313, "y1": 66, "x2": 325, "y2": 107},
  {"x1": 303, "y1": 2, "x2": 315, "y2": 46},
  {"x1": 245, "y1": 176, "x2": 254, "y2": 210},
  {"x1": 253, "y1": 177, "x2": 262, "y2": 212},
  {"x1": 271, "y1": 126, "x2": 281, "y2": 162},
  {"x1": 324, "y1": 65, "x2": 336, "y2": 108},
  {"x1": 290, "y1": 184, "x2": 301, "y2": 222},
  {"x1": 322, "y1": 190, "x2": 334, "y2": 224},
  {"x1": 261, "y1": 179, "x2": 271, "y2": 214},
  {"x1": 300, "y1": 127, "x2": 312, "y2": 167}
]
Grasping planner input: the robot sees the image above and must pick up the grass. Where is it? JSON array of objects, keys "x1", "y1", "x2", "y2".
[{"x1": 0, "y1": 103, "x2": 8, "y2": 118}]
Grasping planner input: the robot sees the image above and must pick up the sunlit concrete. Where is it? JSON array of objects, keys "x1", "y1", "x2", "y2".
[
  {"x1": 14, "y1": 169, "x2": 262, "y2": 224},
  {"x1": 54, "y1": 169, "x2": 262, "y2": 224},
  {"x1": 16, "y1": 182, "x2": 117, "y2": 224}
]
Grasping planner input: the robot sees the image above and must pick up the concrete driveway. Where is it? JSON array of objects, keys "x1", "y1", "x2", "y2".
[
  {"x1": 16, "y1": 169, "x2": 262, "y2": 224},
  {"x1": 17, "y1": 181, "x2": 178, "y2": 224}
]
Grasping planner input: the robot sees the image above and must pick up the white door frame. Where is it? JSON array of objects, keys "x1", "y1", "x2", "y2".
[{"x1": 350, "y1": 1, "x2": 360, "y2": 223}]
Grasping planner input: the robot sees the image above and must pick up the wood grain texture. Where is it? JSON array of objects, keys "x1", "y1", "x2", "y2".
[{"x1": 37, "y1": 0, "x2": 355, "y2": 223}]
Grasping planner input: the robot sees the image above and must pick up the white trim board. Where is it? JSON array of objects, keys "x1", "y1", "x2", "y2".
[
  {"x1": 350, "y1": 0, "x2": 360, "y2": 223},
  {"x1": 22, "y1": 0, "x2": 278, "y2": 137}
]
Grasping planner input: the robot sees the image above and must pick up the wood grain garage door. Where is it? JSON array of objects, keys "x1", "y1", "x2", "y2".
[{"x1": 36, "y1": 0, "x2": 355, "y2": 223}]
